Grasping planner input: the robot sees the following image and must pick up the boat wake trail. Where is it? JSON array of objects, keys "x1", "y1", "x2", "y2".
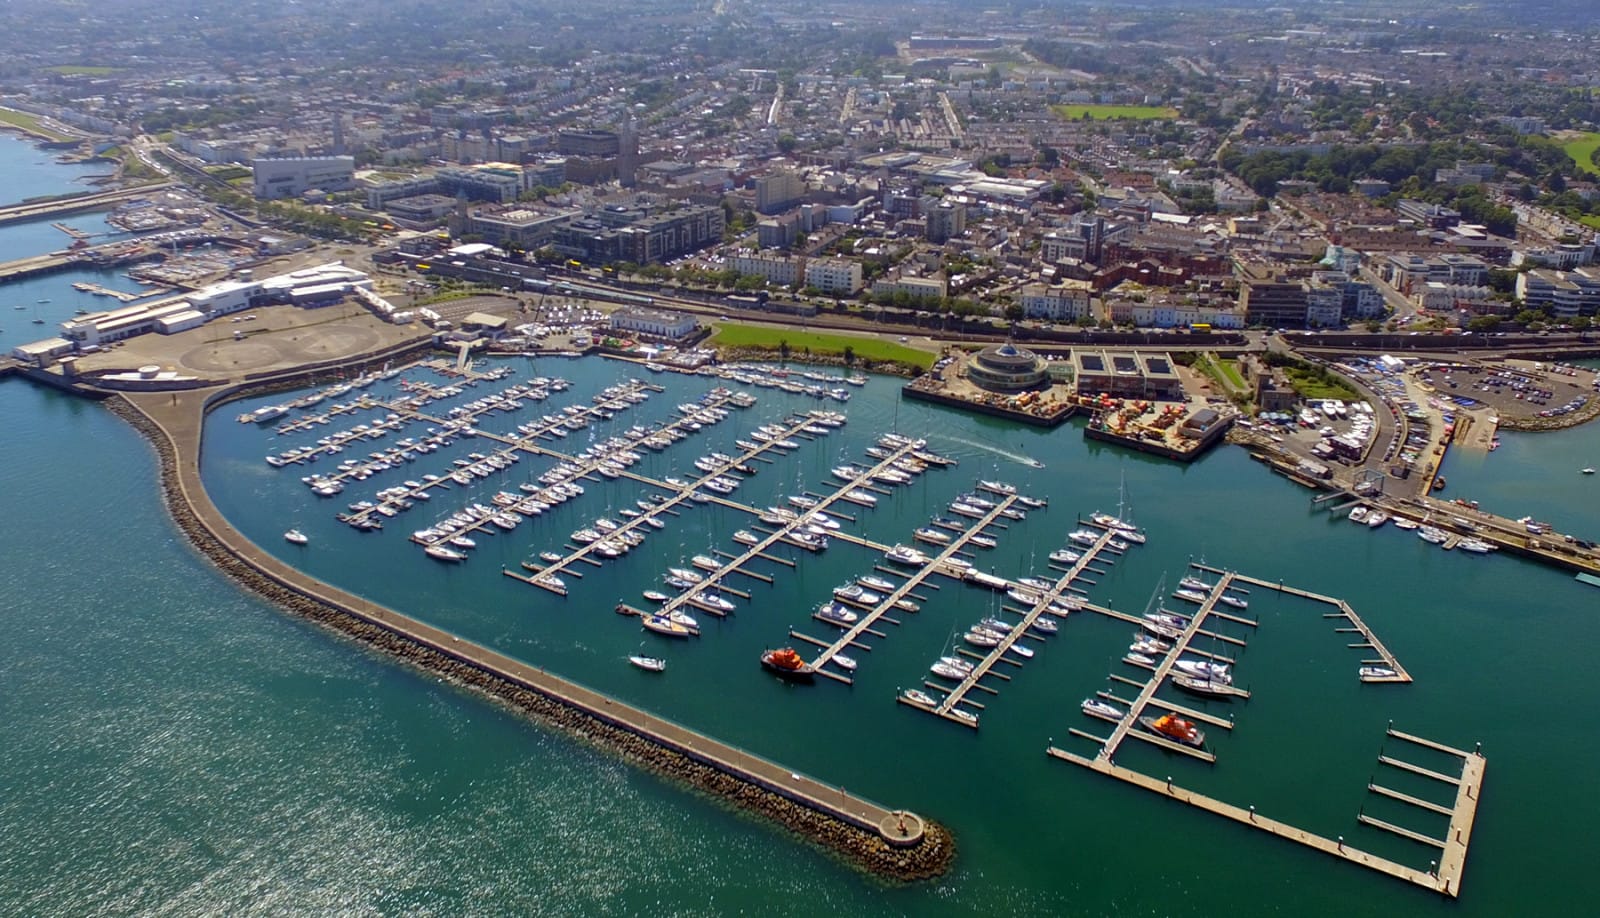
[{"x1": 937, "y1": 437, "x2": 1044, "y2": 469}]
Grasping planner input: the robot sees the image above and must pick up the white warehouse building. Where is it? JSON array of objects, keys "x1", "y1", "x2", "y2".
[{"x1": 252, "y1": 155, "x2": 356, "y2": 199}]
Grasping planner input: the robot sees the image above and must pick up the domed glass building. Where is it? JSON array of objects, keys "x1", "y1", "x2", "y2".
[{"x1": 966, "y1": 341, "x2": 1048, "y2": 392}]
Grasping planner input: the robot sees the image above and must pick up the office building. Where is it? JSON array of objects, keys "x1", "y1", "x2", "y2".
[{"x1": 252, "y1": 155, "x2": 355, "y2": 199}]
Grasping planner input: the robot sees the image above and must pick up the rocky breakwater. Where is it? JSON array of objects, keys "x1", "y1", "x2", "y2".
[{"x1": 103, "y1": 394, "x2": 954, "y2": 883}]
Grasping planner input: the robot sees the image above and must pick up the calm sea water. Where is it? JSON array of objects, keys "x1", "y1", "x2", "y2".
[{"x1": 3, "y1": 140, "x2": 1600, "y2": 915}]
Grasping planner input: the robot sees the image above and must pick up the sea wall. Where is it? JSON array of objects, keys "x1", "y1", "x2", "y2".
[{"x1": 103, "y1": 390, "x2": 954, "y2": 882}]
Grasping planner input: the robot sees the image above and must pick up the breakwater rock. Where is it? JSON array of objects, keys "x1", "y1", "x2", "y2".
[{"x1": 103, "y1": 393, "x2": 954, "y2": 883}]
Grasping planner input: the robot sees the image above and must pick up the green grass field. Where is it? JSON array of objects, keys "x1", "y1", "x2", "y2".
[
  {"x1": 0, "y1": 107, "x2": 73, "y2": 142},
  {"x1": 1050, "y1": 103, "x2": 1178, "y2": 121},
  {"x1": 707, "y1": 323, "x2": 934, "y2": 369},
  {"x1": 1195, "y1": 354, "x2": 1245, "y2": 390},
  {"x1": 44, "y1": 65, "x2": 119, "y2": 76},
  {"x1": 1561, "y1": 132, "x2": 1600, "y2": 177},
  {"x1": 1284, "y1": 368, "x2": 1359, "y2": 401},
  {"x1": 1581, "y1": 214, "x2": 1600, "y2": 231}
]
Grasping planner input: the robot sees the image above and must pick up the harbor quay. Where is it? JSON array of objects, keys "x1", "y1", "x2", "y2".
[{"x1": 102, "y1": 374, "x2": 953, "y2": 881}]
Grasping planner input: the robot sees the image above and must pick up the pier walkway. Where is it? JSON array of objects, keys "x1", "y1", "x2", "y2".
[
  {"x1": 903, "y1": 526, "x2": 1118, "y2": 727},
  {"x1": 1195, "y1": 563, "x2": 1411, "y2": 683},
  {"x1": 515, "y1": 411, "x2": 852, "y2": 598},
  {"x1": 792, "y1": 492, "x2": 1021, "y2": 688}
]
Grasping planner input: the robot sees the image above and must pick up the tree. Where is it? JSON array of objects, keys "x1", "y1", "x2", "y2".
[
  {"x1": 778, "y1": 339, "x2": 791, "y2": 361},
  {"x1": 776, "y1": 133, "x2": 798, "y2": 154},
  {"x1": 842, "y1": 345, "x2": 855, "y2": 366}
]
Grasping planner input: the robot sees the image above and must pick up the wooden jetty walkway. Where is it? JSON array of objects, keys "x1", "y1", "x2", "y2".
[
  {"x1": 1045, "y1": 740, "x2": 1480, "y2": 897},
  {"x1": 512, "y1": 410, "x2": 828, "y2": 597},
  {"x1": 799, "y1": 492, "x2": 1024, "y2": 689},
  {"x1": 638, "y1": 435, "x2": 927, "y2": 629},
  {"x1": 1048, "y1": 559, "x2": 1479, "y2": 897},
  {"x1": 1194, "y1": 563, "x2": 1412, "y2": 683},
  {"x1": 907, "y1": 526, "x2": 1120, "y2": 727},
  {"x1": 1080, "y1": 574, "x2": 1248, "y2": 764}
]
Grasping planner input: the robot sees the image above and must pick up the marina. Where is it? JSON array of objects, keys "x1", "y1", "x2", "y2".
[{"x1": 1047, "y1": 557, "x2": 1475, "y2": 896}]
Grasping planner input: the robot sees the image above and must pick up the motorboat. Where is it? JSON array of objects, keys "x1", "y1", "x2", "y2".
[
  {"x1": 816, "y1": 602, "x2": 859, "y2": 626},
  {"x1": 930, "y1": 660, "x2": 969, "y2": 680},
  {"x1": 885, "y1": 545, "x2": 930, "y2": 566},
  {"x1": 540, "y1": 551, "x2": 564, "y2": 563},
  {"x1": 901, "y1": 689, "x2": 936, "y2": 706},
  {"x1": 1349, "y1": 505, "x2": 1369, "y2": 524},
  {"x1": 1359, "y1": 665, "x2": 1398, "y2": 678},
  {"x1": 628, "y1": 655, "x2": 667, "y2": 673},
  {"x1": 760, "y1": 647, "x2": 815, "y2": 681},
  {"x1": 833, "y1": 585, "x2": 881, "y2": 606},
  {"x1": 448, "y1": 536, "x2": 476, "y2": 550},
  {"x1": 1172, "y1": 588, "x2": 1208, "y2": 604},
  {"x1": 1218, "y1": 594, "x2": 1249, "y2": 610},
  {"x1": 858, "y1": 575, "x2": 897, "y2": 592},
  {"x1": 425, "y1": 545, "x2": 467, "y2": 563},
  {"x1": 1067, "y1": 529, "x2": 1103, "y2": 547},
  {"x1": 1082, "y1": 698, "x2": 1124, "y2": 720},
  {"x1": 1173, "y1": 659, "x2": 1231, "y2": 682},
  {"x1": 642, "y1": 590, "x2": 670, "y2": 603},
  {"x1": 697, "y1": 592, "x2": 738, "y2": 614},
  {"x1": 691, "y1": 555, "x2": 721, "y2": 572},
  {"x1": 913, "y1": 527, "x2": 952, "y2": 546},
  {"x1": 1392, "y1": 517, "x2": 1420, "y2": 531},
  {"x1": 1009, "y1": 644, "x2": 1034, "y2": 659},
  {"x1": 1418, "y1": 525, "x2": 1449, "y2": 545},
  {"x1": 1365, "y1": 511, "x2": 1390, "y2": 529},
  {"x1": 1178, "y1": 576, "x2": 1212, "y2": 592},
  {"x1": 1139, "y1": 712, "x2": 1205, "y2": 747},
  {"x1": 833, "y1": 654, "x2": 858, "y2": 672},
  {"x1": 976, "y1": 479, "x2": 1016, "y2": 496},
  {"x1": 1049, "y1": 549, "x2": 1081, "y2": 565},
  {"x1": 1458, "y1": 538, "x2": 1496, "y2": 554},
  {"x1": 1029, "y1": 617, "x2": 1059, "y2": 635},
  {"x1": 283, "y1": 529, "x2": 309, "y2": 545}
]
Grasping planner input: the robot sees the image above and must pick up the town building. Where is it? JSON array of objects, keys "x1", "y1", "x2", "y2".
[
  {"x1": 803, "y1": 258, "x2": 863, "y2": 295},
  {"x1": 755, "y1": 171, "x2": 805, "y2": 215},
  {"x1": 1517, "y1": 267, "x2": 1600, "y2": 317},
  {"x1": 251, "y1": 155, "x2": 356, "y2": 199},
  {"x1": 871, "y1": 272, "x2": 948, "y2": 303},
  {"x1": 1072, "y1": 350, "x2": 1184, "y2": 399},
  {"x1": 1239, "y1": 278, "x2": 1309, "y2": 328},
  {"x1": 730, "y1": 251, "x2": 801, "y2": 287},
  {"x1": 1019, "y1": 283, "x2": 1093, "y2": 322},
  {"x1": 965, "y1": 342, "x2": 1049, "y2": 392},
  {"x1": 609, "y1": 307, "x2": 700, "y2": 340}
]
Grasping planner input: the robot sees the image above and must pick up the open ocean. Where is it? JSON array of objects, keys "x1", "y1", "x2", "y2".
[{"x1": 3, "y1": 134, "x2": 1599, "y2": 915}]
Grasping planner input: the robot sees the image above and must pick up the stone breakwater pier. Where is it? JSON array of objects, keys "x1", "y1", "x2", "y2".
[{"x1": 105, "y1": 383, "x2": 953, "y2": 882}]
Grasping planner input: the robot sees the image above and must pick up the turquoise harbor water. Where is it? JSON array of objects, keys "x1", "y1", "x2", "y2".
[
  {"x1": 4, "y1": 141, "x2": 1600, "y2": 915},
  {"x1": 0, "y1": 133, "x2": 170, "y2": 357}
]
